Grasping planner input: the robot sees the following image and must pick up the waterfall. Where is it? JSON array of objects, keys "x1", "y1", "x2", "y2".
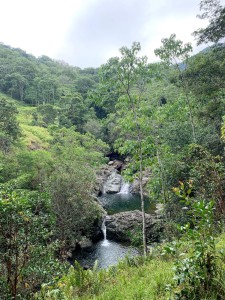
[
  {"x1": 102, "y1": 217, "x2": 107, "y2": 240},
  {"x1": 119, "y1": 182, "x2": 130, "y2": 194},
  {"x1": 101, "y1": 217, "x2": 109, "y2": 246}
]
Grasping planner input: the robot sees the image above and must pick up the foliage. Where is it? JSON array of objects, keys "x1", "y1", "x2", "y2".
[
  {"x1": 1, "y1": 13, "x2": 225, "y2": 298},
  {"x1": 36, "y1": 255, "x2": 173, "y2": 300},
  {"x1": 47, "y1": 128, "x2": 107, "y2": 256},
  {"x1": 155, "y1": 34, "x2": 197, "y2": 143},
  {"x1": 193, "y1": 0, "x2": 225, "y2": 44},
  {"x1": 99, "y1": 42, "x2": 155, "y2": 255},
  {"x1": 168, "y1": 181, "x2": 225, "y2": 299},
  {"x1": 0, "y1": 43, "x2": 100, "y2": 131},
  {"x1": 35, "y1": 104, "x2": 58, "y2": 127},
  {"x1": 0, "y1": 97, "x2": 20, "y2": 153},
  {"x1": 184, "y1": 44, "x2": 225, "y2": 154},
  {"x1": 0, "y1": 187, "x2": 65, "y2": 299},
  {"x1": 187, "y1": 144, "x2": 225, "y2": 216},
  {"x1": 127, "y1": 225, "x2": 143, "y2": 247}
]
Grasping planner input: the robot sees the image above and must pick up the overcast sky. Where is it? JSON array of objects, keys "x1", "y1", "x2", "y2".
[{"x1": 0, "y1": 0, "x2": 224, "y2": 68}]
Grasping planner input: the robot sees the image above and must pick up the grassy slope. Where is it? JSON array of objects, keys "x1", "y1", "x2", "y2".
[
  {"x1": 92, "y1": 258, "x2": 173, "y2": 300},
  {"x1": 41, "y1": 256, "x2": 173, "y2": 300},
  {"x1": 0, "y1": 92, "x2": 52, "y2": 149}
]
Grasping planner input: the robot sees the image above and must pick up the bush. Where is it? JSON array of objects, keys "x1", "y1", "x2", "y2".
[
  {"x1": 0, "y1": 187, "x2": 65, "y2": 299},
  {"x1": 169, "y1": 181, "x2": 225, "y2": 299}
]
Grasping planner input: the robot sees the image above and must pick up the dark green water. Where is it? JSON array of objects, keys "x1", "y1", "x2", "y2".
[
  {"x1": 98, "y1": 193, "x2": 156, "y2": 215},
  {"x1": 72, "y1": 192, "x2": 154, "y2": 269},
  {"x1": 71, "y1": 239, "x2": 140, "y2": 269}
]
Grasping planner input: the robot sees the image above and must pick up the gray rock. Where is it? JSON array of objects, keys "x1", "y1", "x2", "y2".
[
  {"x1": 105, "y1": 210, "x2": 164, "y2": 243},
  {"x1": 104, "y1": 172, "x2": 122, "y2": 194},
  {"x1": 95, "y1": 160, "x2": 124, "y2": 195}
]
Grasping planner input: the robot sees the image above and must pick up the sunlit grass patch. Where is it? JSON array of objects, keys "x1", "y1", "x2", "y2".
[
  {"x1": 21, "y1": 124, "x2": 52, "y2": 149},
  {"x1": 17, "y1": 106, "x2": 36, "y2": 125}
]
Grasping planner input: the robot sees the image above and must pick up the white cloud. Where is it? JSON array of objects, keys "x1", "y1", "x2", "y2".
[
  {"x1": 0, "y1": 0, "x2": 224, "y2": 67},
  {"x1": 0, "y1": 0, "x2": 83, "y2": 57}
]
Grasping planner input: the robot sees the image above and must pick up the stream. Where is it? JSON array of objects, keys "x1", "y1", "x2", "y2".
[
  {"x1": 98, "y1": 192, "x2": 156, "y2": 215},
  {"x1": 72, "y1": 218, "x2": 140, "y2": 269},
  {"x1": 72, "y1": 182, "x2": 153, "y2": 269}
]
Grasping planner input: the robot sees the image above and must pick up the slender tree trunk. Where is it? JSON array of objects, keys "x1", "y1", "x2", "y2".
[
  {"x1": 156, "y1": 147, "x2": 167, "y2": 206},
  {"x1": 19, "y1": 84, "x2": 24, "y2": 101},
  {"x1": 139, "y1": 156, "x2": 147, "y2": 256},
  {"x1": 176, "y1": 64, "x2": 197, "y2": 143},
  {"x1": 128, "y1": 90, "x2": 147, "y2": 256},
  {"x1": 184, "y1": 88, "x2": 196, "y2": 143}
]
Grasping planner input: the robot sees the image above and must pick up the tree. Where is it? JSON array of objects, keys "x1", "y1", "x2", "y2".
[
  {"x1": 193, "y1": 0, "x2": 225, "y2": 44},
  {"x1": 187, "y1": 144, "x2": 225, "y2": 215},
  {"x1": 4, "y1": 73, "x2": 28, "y2": 101},
  {"x1": 47, "y1": 128, "x2": 108, "y2": 256},
  {"x1": 155, "y1": 34, "x2": 197, "y2": 142},
  {"x1": 99, "y1": 42, "x2": 154, "y2": 255},
  {"x1": 59, "y1": 90, "x2": 89, "y2": 132},
  {"x1": 0, "y1": 97, "x2": 20, "y2": 153},
  {"x1": 183, "y1": 45, "x2": 225, "y2": 155},
  {"x1": 0, "y1": 188, "x2": 63, "y2": 299},
  {"x1": 36, "y1": 104, "x2": 58, "y2": 127}
]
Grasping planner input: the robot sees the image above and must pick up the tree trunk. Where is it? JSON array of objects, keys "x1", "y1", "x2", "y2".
[
  {"x1": 139, "y1": 158, "x2": 147, "y2": 256},
  {"x1": 129, "y1": 90, "x2": 147, "y2": 256}
]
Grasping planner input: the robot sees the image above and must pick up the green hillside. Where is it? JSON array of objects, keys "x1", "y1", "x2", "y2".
[{"x1": 1, "y1": 2, "x2": 225, "y2": 298}]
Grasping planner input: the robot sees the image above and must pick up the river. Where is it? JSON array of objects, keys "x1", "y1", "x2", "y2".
[{"x1": 72, "y1": 184, "x2": 154, "y2": 269}]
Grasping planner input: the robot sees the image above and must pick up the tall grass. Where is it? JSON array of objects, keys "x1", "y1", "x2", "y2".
[
  {"x1": 36, "y1": 233, "x2": 225, "y2": 300},
  {"x1": 37, "y1": 255, "x2": 173, "y2": 300}
]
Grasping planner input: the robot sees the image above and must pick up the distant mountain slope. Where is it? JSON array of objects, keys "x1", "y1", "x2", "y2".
[{"x1": 0, "y1": 43, "x2": 99, "y2": 106}]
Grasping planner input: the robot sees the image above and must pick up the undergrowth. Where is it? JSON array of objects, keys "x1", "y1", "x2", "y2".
[{"x1": 36, "y1": 256, "x2": 174, "y2": 300}]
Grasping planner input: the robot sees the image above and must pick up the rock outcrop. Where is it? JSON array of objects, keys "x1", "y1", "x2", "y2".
[
  {"x1": 95, "y1": 160, "x2": 151, "y2": 196},
  {"x1": 103, "y1": 171, "x2": 122, "y2": 194},
  {"x1": 95, "y1": 160, "x2": 124, "y2": 195},
  {"x1": 105, "y1": 210, "x2": 164, "y2": 243},
  {"x1": 90, "y1": 212, "x2": 105, "y2": 242}
]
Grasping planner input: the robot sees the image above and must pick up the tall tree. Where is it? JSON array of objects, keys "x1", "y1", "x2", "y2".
[
  {"x1": 48, "y1": 128, "x2": 108, "y2": 256},
  {"x1": 0, "y1": 97, "x2": 20, "y2": 153},
  {"x1": 155, "y1": 34, "x2": 197, "y2": 142},
  {"x1": 100, "y1": 42, "x2": 154, "y2": 255},
  {"x1": 193, "y1": 0, "x2": 225, "y2": 44}
]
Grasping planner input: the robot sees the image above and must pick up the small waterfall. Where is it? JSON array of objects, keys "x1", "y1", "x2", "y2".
[
  {"x1": 102, "y1": 217, "x2": 107, "y2": 240},
  {"x1": 102, "y1": 183, "x2": 106, "y2": 194},
  {"x1": 118, "y1": 182, "x2": 130, "y2": 194},
  {"x1": 101, "y1": 217, "x2": 109, "y2": 246}
]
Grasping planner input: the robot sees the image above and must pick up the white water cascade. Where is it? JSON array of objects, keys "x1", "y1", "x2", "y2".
[
  {"x1": 101, "y1": 217, "x2": 109, "y2": 246},
  {"x1": 118, "y1": 182, "x2": 130, "y2": 194}
]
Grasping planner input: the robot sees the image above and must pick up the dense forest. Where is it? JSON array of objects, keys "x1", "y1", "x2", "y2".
[{"x1": 1, "y1": 0, "x2": 225, "y2": 299}]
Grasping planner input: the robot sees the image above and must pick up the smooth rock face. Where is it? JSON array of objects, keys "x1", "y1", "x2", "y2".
[
  {"x1": 105, "y1": 210, "x2": 163, "y2": 243},
  {"x1": 104, "y1": 172, "x2": 122, "y2": 194},
  {"x1": 95, "y1": 160, "x2": 124, "y2": 195}
]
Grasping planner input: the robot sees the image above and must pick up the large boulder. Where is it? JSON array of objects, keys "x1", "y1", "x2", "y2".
[
  {"x1": 105, "y1": 210, "x2": 164, "y2": 243},
  {"x1": 94, "y1": 160, "x2": 124, "y2": 195},
  {"x1": 103, "y1": 171, "x2": 122, "y2": 194}
]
